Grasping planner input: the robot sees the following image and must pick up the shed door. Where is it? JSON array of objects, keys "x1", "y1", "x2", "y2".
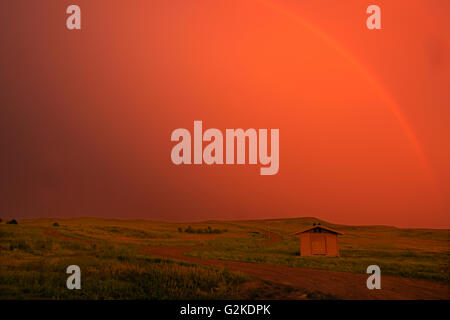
[{"x1": 311, "y1": 234, "x2": 327, "y2": 255}]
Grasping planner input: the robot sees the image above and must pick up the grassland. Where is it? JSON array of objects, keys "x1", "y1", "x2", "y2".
[
  {"x1": 0, "y1": 220, "x2": 249, "y2": 299},
  {"x1": 0, "y1": 217, "x2": 448, "y2": 299},
  {"x1": 188, "y1": 218, "x2": 450, "y2": 282}
]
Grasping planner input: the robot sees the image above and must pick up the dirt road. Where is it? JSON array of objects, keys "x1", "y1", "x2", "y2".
[{"x1": 43, "y1": 229, "x2": 96, "y2": 244}]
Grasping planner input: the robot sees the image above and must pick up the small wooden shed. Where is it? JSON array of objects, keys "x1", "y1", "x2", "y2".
[{"x1": 294, "y1": 224, "x2": 343, "y2": 257}]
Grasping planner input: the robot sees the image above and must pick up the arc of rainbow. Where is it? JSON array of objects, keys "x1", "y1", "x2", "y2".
[{"x1": 258, "y1": 0, "x2": 437, "y2": 189}]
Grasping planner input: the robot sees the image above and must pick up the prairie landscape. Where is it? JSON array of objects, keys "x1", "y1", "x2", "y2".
[{"x1": 0, "y1": 217, "x2": 448, "y2": 300}]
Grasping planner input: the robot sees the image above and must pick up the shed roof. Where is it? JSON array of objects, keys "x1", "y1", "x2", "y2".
[{"x1": 293, "y1": 225, "x2": 343, "y2": 235}]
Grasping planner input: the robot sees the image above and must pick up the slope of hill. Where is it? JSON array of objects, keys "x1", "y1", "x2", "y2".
[{"x1": 0, "y1": 217, "x2": 448, "y2": 299}]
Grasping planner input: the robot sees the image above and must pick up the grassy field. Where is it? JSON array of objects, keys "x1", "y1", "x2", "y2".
[
  {"x1": 188, "y1": 218, "x2": 450, "y2": 282},
  {"x1": 0, "y1": 220, "x2": 249, "y2": 299},
  {"x1": 0, "y1": 217, "x2": 448, "y2": 299}
]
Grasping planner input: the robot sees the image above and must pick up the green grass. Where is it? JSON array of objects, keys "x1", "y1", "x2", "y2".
[
  {"x1": 0, "y1": 224, "x2": 249, "y2": 299},
  {"x1": 1, "y1": 217, "x2": 448, "y2": 299},
  {"x1": 185, "y1": 219, "x2": 450, "y2": 282},
  {"x1": 187, "y1": 240, "x2": 449, "y2": 282}
]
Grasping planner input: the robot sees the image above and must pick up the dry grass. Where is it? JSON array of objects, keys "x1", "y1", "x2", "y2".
[{"x1": 1, "y1": 217, "x2": 448, "y2": 299}]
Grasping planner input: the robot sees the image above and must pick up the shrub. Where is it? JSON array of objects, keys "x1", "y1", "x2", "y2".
[
  {"x1": 183, "y1": 225, "x2": 227, "y2": 234},
  {"x1": 177, "y1": 227, "x2": 182, "y2": 233},
  {"x1": 6, "y1": 219, "x2": 18, "y2": 225},
  {"x1": 53, "y1": 222, "x2": 60, "y2": 227},
  {"x1": 9, "y1": 240, "x2": 31, "y2": 251}
]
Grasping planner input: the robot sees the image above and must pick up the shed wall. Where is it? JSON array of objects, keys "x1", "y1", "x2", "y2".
[
  {"x1": 299, "y1": 232, "x2": 340, "y2": 257},
  {"x1": 299, "y1": 233, "x2": 311, "y2": 256}
]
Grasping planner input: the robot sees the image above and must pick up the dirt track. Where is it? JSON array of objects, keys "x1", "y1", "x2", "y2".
[
  {"x1": 144, "y1": 232, "x2": 449, "y2": 300},
  {"x1": 43, "y1": 229, "x2": 96, "y2": 244}
]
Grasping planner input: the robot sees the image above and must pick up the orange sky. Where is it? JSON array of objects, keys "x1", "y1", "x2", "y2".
[{"x1": 0, "y1": 1, "x2": 449, "y2": 228}]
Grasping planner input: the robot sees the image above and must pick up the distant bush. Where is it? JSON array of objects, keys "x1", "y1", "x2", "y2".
[
  {"x1": 0, "y1": 218, "x2": 2, "y2": 223},
  {"x1": 177, "y1": 227, "x2": 183, "y2": 233},
  {"x1": 95, "y1": 226, "x2": 172, "y2": 239},
  {"x1": 9, "y1": 240, "x2": 31, "y2": 252},
  {"x1": 53, "y1": 222, "x2": 60, "y2": 227},
  {"x1": 6, "y1": 219, "x2": 18, "y2": 225},
  {"x1": 183, "y1": 225, "x2": 227, "y2": 234}
]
